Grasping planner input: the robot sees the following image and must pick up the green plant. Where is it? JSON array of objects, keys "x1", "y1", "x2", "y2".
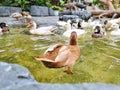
[
  {"x1": 59, "y1": 0, "x2": 67, "y2": 6},
  {"x1": 0, "y1": 0, "x2": 13, "y2": 6},
  {"x1": 31, "y1": 0, "x2": 51, "y2": 6},
  {"x1": 0, "y1": 0, "x2": 30, "y2": 10},
  {"x1": 51, "y1": 5, "x2": 63, "y2": 11},
  {"x1": 93, "y1": 0, "x2": 104, "y2": 9},
  {"x1": 0, "y1": 0, "x2": 65, "y2": 11},
  {"x1": 14, "y1": 0, "x2": 30, "y2": 10}
]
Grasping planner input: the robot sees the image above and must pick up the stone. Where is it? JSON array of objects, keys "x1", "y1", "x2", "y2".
[
  {"x1": 48, "y1": 8, "x2": 55, "y2": 16},
  {"x1": 59, "y1": 9, "x2": 91, "y2": 21},
  {"x1": 30, "y1": 6, "x2": 49, "y2": 16},
  {"x1": 62, "y1": 15, "x2": 79, "y2": 21},
  {"x1": 0, "y1": 6, "x2": 22, "y2": 17},
  {"x1": 0, "y1": 62, "x2": 36, "y2": 90},
  {"x1": 10, "y1": 7, "x2": 22, "y2": 14},
  {"x1": 0, "y1": 17, "x2": 26, "y2": 27},
  {"x1": 74, "y1": 10, "x2": 92, "y2": 21}
]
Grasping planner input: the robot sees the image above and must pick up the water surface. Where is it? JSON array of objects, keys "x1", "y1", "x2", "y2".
[{"x1": 0, "y1": 27, "x2": 120, "y2": 85}]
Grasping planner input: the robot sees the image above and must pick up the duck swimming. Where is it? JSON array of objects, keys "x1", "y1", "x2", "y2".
[
  {"x1": 27, "y1": 20, "x2": 57, "y2": 35},
  {"x1": 63, "y1": 19, "x2": 85, "y2": 38},
  {"x1": 92, "y1": 25, "x2": 106, "y2": 38},
  {"x1": 110, "y1": 23, "x2": 120, "y2": 36},
  {"x1": 0, "y1": 22, "x2": 10, "y2": 35},
  {"x1": 35, "y1": 31, "x2": 80, "y2": 74},
  {"x1": 10, "y1": 12, "x2": 22, "y2": 21}
]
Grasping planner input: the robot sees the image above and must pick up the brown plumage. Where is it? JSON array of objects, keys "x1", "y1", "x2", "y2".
[
  {"x1": 23, "y1": 14, "x2": 32, "y2": 28},
  {"x1": 35, "y1": 31, "x2": 80, "y2": 74}
]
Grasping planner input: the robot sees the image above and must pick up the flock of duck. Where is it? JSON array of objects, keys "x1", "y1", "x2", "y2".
[
  {"x1": 1, "y1": 11, "x2": 120, "y2": 37},
  {"x1": 0, "y1": 11, "x2": 120, "y2": 74}
]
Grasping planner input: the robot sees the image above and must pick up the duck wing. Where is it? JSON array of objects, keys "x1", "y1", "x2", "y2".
[
  {"x1": 35, "y1": 44, "x2": 64, "y2": 62},
  {"x1": 34, "y1": 26, "x2": 57, "y2": 35},
  {"x1": 35, "y1": 45, "x2": 70, "y2": 63}
]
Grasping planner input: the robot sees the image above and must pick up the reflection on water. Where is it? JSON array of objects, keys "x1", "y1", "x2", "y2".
[
  {"x1": 6, "y1": 42, "x2": 13, "y2": 47},
  {"x1": 0, "y1": 27, "x2": 120, "y2": 84},
  {"x1": 0, "y1": 50, "x2": 5, "y2": 53},
  {"x1": 10, "y1": 48, "x2": 24, "y2": 53},
  {"x1": 105, "y1": 55, "x2": 120, "y2": 63}
]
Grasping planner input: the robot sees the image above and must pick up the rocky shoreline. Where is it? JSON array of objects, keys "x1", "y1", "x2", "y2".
[
  {"x1": 0, "y1": 16, "x2": 59, "y2": 27},
  {"x1": 0, "y1": 62, "x2": 120, "y2": 90}
]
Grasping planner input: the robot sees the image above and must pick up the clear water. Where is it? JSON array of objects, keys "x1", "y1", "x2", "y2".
[{"x1": 0, "y1": 27, "x2": 120, "y2": 84}]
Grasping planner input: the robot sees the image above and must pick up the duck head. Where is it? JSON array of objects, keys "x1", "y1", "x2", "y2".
[
  {"x1": 21, "y1": 10, "x2": 30, "y2": 16},
  {"x1": 106, "y1": 23, "x2": 119, "y2": 31},
  {"x1": 24, "y1": 14, "x2": 32, "y2": 20},
  {"x1": 70, "y1": 31, "x2": 77, "y2": 45},
  {"x1": 94, "y1": 25, "x2": 101, "y2": 33},
  {"x1": 0, "y1": 22, "x2": 10, "y2": 32},
  {"x1": 103, "y1": 20, "x2": 108, "y2": 25}
]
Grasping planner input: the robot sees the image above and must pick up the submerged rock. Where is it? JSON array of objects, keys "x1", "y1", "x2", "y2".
[{"x1": 0, "y1": 62, "x2": 120, "y2": 90}]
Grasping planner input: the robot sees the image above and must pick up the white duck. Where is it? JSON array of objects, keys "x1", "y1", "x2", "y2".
[
  {"x1": 28, "y1": 21, "x2": 57, "y2": 35},
  {"x1": 57, "y1": 20, "x2": 68, "y2": 26},
  {"x1": 110, "y1": 23, "x2": 120, "y2": 36},
  {"x1": 63, "y1": 20, "x2": 85, "y2": 38},
  {"x1": 0, "y1": 22, "x2": 10, "y2": 35},
  {"x1": 0, "y1": 28, "x2": 3, "y2": 35},
  {"x1": 10, "y1": 12, "x2": 22, "y2": 21},
  {"x1": 56, "y1": 20, "x2": 72, "y2": 30},
  {"x1": 0, "y1": 27, "x2": 9, "y2": 35},
  {"x1": 92, "y1": 25, "x2": 106, "y2": 38}
]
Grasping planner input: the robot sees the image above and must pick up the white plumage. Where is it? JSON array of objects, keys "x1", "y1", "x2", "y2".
[{"x1": 29, "y1": 21, "x2": 57, "y2": 35}]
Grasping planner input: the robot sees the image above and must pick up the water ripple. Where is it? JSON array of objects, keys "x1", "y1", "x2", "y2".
[
  {"x1": 10, "y1": 48, "x2": 24, "y2": 53},
  {"x1": 34, "y1": 45, "x2": 49, "y2": 50},
  {"x1": 0, "y1": 50, "x2": 5, "y2": 53},
  {"x1": 104, "y1": 54, "x2": 120, "y2": 63},
  {"x1": 30, "y1": 36, "x2": 53, "y2": 41},
  {"x1": 6, "y1": 42, "x2": 13, "y2": 47}
]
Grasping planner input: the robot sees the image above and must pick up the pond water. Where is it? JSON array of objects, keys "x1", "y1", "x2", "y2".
[{"x1": 0, "y1": 27, "x2": 120, "y2": 85}]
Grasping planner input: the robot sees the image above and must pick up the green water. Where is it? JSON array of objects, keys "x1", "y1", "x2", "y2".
[{"x1": 0, "y1": 27, "x2": 120, "y2": 85}]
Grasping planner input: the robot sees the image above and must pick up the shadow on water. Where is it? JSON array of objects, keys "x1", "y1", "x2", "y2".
[{"x1": 0, "y1": 27, "x2": 120, "y2": 84}]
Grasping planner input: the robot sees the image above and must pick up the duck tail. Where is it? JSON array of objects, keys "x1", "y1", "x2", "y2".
[
  {"x1": 35, "y1": 56, "x2": 55, "y2": 62},
  {"x1": 50, "y1": 27, "x2": 57, "y2": 32}
]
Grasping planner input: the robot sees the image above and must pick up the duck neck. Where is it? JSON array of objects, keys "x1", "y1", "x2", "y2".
[
  {"x1": 30, "y1": 26, "x2": 36, "y2": 30},
  {"x1": 66, "y1": 22, "x2": 72, "y2": 30},
  {"x1": 69, "y1": 36, "x2": 77, "y2": 45},
  {"x1": 30, "y1": 21, "x2": 37, "y2": 30}
]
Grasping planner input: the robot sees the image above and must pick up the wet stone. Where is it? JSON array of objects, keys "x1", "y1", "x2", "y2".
[
  {"x1": 0, "y1": 62, "x2": 120, "y2": 90},
  {"x1": 30, "y1": 6, "x2": 49, "y2": 16}
]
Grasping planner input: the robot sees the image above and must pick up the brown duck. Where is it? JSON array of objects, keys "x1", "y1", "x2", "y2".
[{"x1": 35, "y1": 31, "x2": 80, "y2": 74}]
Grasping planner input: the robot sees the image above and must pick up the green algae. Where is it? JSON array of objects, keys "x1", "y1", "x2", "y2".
[{"x1": 0, "y1": 27, "x2": 120, "y2": 85}]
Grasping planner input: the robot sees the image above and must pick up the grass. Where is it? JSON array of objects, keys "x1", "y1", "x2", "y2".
[{"x1": 0, "y1": 27, "x2": 120, "y2": 85}]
